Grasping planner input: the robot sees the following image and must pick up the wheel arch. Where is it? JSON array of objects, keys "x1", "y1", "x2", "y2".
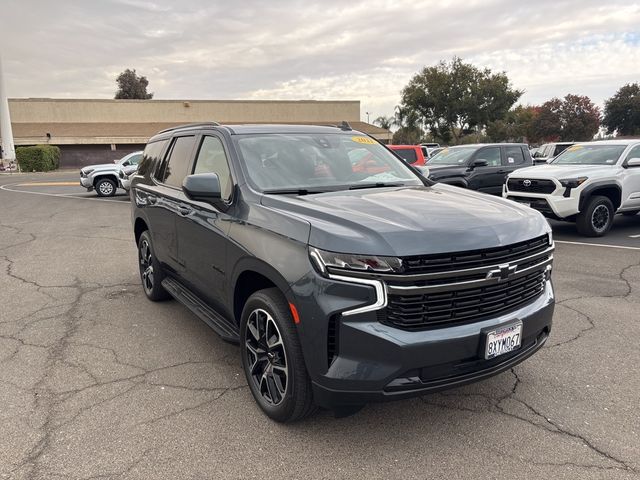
[
  {"x1": 133, "y1": 216, "x2": 149, "y2": 245},
  {"x1": 579, "y1": 182, "x2": 622, "y2": 211},
  {"x1": 92, "y1": 173, "x2": 119, "y2": 187},
  {"x1": 231, "y1": 259, "x2": 293, "y2": 326}
]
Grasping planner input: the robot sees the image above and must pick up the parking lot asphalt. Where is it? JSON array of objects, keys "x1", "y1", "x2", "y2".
[{"x1": 1, "y1": 171, "x2": 639, "y2": 480}]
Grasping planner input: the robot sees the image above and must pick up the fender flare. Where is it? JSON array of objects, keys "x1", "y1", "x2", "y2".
[{"x1": 578, "y1": 181, "x2": 622, "y2": 211}]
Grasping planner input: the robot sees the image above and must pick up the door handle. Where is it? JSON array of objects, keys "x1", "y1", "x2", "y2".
[
  {"x1": 497, "y1": 170, "x2": 507, "y2": 174},
  {"x1": 147, "y1": 194, "x2": 157, "y2": 205},
  {"x1": 178, "y1": 206, "x2": 193, "y2": 216}
]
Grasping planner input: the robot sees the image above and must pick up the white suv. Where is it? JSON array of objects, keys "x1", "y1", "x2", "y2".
[{"x1": 504, "y1": 140, "x2": 640, "y2": 236}]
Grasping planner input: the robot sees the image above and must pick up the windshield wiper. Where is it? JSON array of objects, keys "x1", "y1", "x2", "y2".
[
  {"x1": 348, "y1": 182, "x2": 405, "y2": 190},
  {"x1": 262, "y1": 188, "x2": 327, "y2": 195}
]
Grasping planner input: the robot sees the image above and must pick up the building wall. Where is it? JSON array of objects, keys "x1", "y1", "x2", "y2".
[
  {"x1": 57, "y1": 144, "x2": 145, "y2": 168},
  {"x1": 9, "y1": 98, "x2": 360, "y2": 124}
]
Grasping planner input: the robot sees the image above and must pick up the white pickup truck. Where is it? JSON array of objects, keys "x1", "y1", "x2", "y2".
[
  {"x1": 504, "y1": 140, "x2": 640, "y2": 236},
  {"x1": 79, "y1": 151, "x2": 142, "y2": 196}
]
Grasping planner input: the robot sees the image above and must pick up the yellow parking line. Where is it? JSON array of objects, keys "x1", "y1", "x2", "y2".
[{"x1": 17, "y1": 182, "x2": 80, "y2": 186}]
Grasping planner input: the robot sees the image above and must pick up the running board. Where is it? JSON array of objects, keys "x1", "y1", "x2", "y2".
[{"x1": 161, "y1": 277, "x2": 240, "y2": 343}]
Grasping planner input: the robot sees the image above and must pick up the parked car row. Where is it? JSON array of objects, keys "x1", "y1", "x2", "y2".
[{"x1": 385, "y1": 140, "x2": 639, "y2": 237}]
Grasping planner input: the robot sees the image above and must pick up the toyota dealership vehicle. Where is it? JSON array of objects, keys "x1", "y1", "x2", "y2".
[
  {"x1": 428, "y1": 143, "x2": 533, "y2": 195},
  {"x1": 532, "y1": 142, "x2": 574, "y2": 164},
  {"x1": 80, "y1": 151, "x2": 143, "y2": 196},
  {"x1": 130, "y1": 122, "x2": 554, "y2": 422},
  {"x1": 505, "y1": 140, "x2": 640, "y2": 236}
]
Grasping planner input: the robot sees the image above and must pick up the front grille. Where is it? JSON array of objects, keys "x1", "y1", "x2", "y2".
[
  {"x1": 384, "y1": 270, "x2": 545, "y2": 331},
  {"x1": 507, "y1": 178, "x2": 556, "y2": 194},
  {"x1": 401, "y1": 234, "x2": 549, "y2": 275},
  {"x1": 507, "y1": 197, "x2": 555, "y2": 216}
]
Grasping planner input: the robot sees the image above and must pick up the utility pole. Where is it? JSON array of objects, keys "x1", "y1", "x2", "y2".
[{"x1": 0, "y1": 54, "x2": 16, "y2": 164}]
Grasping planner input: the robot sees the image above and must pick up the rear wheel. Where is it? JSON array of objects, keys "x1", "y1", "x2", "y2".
[
  {"x1": 95, "y1": 177, "x2": 117, "y2": 197},
  {"x1": 240, "y1": 288, "x2": 315, "y2": 422},
  {"x1": 576, "y1": 196, "x2": 614, "y2": 237},
  {"x1": 137, "y1": 231, "x2": 170, "y2": 301}
]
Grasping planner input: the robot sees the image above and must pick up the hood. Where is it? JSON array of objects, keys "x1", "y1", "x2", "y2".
[
  {"x1": 510, "y1": 164, "x2": 620, "y2": 180},
  {"x1": 426, "y1": 164, "x2": 467, "y2": 178},
  {"x1": 260, "y1": 184, "x2": 549, "y2": 256},
  {"x1": 81, "y1": 163, "x2": 122, "y2": 173}
]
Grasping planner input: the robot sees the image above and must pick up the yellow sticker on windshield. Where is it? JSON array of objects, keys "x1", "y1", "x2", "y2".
[
  {"x1": 351, "y1": 136, "x2": 377, "y2": 145},
  {"x1": 567, "y1": 145, "x2": 582, "y2": 151}
]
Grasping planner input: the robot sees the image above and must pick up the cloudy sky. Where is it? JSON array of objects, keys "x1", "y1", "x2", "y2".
[{"x1": 1, "y1": 0, "x2": 639, "y2": 121}]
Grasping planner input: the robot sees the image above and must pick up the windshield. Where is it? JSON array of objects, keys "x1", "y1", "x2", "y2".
[
  {"x1": 233, "y1": 134, "x2": 422, "y2": 192},
  {"x1": 428, "y1": 147, "x2": 476, "y2": 165},
  {"x1": 118, "y1": 152, "x2": 141, "y2": 165},
  {"x1": 551, "y1": 145, "x2": 626, "y2": 165}
]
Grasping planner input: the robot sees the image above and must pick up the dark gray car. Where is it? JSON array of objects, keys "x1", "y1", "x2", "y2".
[
  {"x1": 427, "y1": 143, "x2": 533, "y2": 195},
  {"x1": 129, "y1": 123, "x2": 555, "y2": 422}
]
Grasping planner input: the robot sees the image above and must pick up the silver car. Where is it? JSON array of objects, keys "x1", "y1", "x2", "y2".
[{"x1": 80, "y1": 151, "x2": 142, "y2": 196}]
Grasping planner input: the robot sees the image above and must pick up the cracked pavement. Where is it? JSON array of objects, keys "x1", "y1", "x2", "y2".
[{"x1": 1, "y1": 172, "x2": 639, "y2": 479}]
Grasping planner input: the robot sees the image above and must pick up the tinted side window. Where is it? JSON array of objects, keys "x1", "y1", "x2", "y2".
[
  {"x1": 554, "y1": 144, "x2": 571, "y2": 157},
  {"x1": 625, "y1": 145, "x2": 640, "y2": 162},
  {"x1": 504, "y1": 146, "x2": 525, "y2": 165},
  {"x1": 193, "y1": 136, "x2": 233, "y2": 201},
  {"x1": 395, "y1": 148, "x2": 418, "y2": 163},
  {"x1": 160, "y1": 136, "x2": 196, "y2": 188},
  {"x1": 138, "y1": 140, "x2": 167, "y2": 176},
  {"x1": 477, "y1": 147, "x2": 501, "y2": 166}
]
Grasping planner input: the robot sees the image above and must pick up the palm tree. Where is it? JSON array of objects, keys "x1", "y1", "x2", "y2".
[{"x1": 374, "y1": 115, "x2": 394, "y2": 130}]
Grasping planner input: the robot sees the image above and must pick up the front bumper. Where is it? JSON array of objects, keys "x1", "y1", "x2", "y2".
[
  {"x1": 292, "y1": 272, "x2": 554, "y2": 408},
  {"x1": 503, "y1": 184, "x2": 580, "y2": 219},
  {"x1": 80, "y1": 176, "x2": 93, "y2": 189}
]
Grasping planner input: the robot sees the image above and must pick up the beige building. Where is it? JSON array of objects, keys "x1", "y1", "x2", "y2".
[{"x1": 7, "y1": 98, "x2": 390, "y2": 167}]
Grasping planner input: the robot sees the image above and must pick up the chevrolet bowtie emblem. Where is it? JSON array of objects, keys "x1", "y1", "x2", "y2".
[{"x1": 486, "y1": 263, "x2": 518, "y2": 281}]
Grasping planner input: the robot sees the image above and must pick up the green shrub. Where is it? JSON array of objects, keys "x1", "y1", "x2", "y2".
[{"x1": 16, "y1": 145, "x2": 61, "y2": 172}]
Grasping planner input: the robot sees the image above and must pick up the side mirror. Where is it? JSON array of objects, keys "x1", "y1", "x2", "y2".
[
  {"x1": 625, "y1": 158, "x2": 640, "y2": 168},
  {"x1": 472, "y1": 159, "x2": 489, "y2": 168},
  {"x1": 182, "y1": 173, "x2": 222, "y2": 203}
]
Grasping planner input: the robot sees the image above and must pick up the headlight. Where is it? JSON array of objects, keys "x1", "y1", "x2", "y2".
[
  {"x1": 82, "y1": 168, "x2": 94, "y2": 176},
  {"x1": 309, "y1": 247, "x2": 402, "y2": 275},
  {"x1": 559, "y1": 177, "x2": 588, "y2": 188}
]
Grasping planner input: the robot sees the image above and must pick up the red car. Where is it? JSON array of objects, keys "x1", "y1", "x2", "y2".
[{"x1": 388, "y1": 145, "x2": 429, "y2": 165}]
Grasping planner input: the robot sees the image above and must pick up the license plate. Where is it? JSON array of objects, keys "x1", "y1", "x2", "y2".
[{"x1": 485, "y1": 322, "x2": 522, "y2": 359}]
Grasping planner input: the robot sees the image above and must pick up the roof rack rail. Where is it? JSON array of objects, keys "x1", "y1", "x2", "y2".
[{"x1": 157, "y1": 122, "x2": 220, "y2": 134}]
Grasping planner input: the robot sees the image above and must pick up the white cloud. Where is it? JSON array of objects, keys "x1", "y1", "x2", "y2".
[{"x1": 1, "y1": 0, "x2": 639, "y2": 121}]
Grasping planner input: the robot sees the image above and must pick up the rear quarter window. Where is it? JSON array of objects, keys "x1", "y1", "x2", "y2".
[{"x1": 138, "y1": 140, "x2": 168, "y2": 176}]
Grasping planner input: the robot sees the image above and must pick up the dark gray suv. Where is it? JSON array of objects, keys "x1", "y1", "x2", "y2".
[{"x1": 130, "y1": 123, "x2": 555, "y2": 422}]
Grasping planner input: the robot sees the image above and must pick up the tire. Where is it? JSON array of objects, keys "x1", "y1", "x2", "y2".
[
  {"x1": 240, "y1": 288, "x2": 316, "y2": 422},
  {"x1": 95, "y1": 177, "x2": 117, "y2": 197},
  {"x1": 137, "y1": 231, "x2": 170, "y2": 301},
  {"x1": 622, "y1": 211, "x2": 639, "y2": 217},
  {"x1": 576, "y1": 195, "x2": 615, "y2": 237}
]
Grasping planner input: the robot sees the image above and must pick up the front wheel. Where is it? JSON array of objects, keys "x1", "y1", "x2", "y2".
[
  {"x1": 95, "y1": 178, "x2": 117, "y2": 197},
  {"x1": 240, "y1": 288, "x2": 315, "y2": 422},
  {"x1": 576, "y1": 196, "x2": 614, "y2": 237}
]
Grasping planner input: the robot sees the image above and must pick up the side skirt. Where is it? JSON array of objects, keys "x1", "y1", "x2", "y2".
[{"x1": 161, "y1": 277, "x2": 240, "y2": 344}]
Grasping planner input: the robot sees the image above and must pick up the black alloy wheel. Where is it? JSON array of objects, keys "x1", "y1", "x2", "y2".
[{"x1": 137, "y1": 231, "x2": 170, "y2": 301}]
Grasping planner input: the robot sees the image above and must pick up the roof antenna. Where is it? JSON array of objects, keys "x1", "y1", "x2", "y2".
[{"x1": 339, "y1": 121, "x2": 352, "y2": 131}]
